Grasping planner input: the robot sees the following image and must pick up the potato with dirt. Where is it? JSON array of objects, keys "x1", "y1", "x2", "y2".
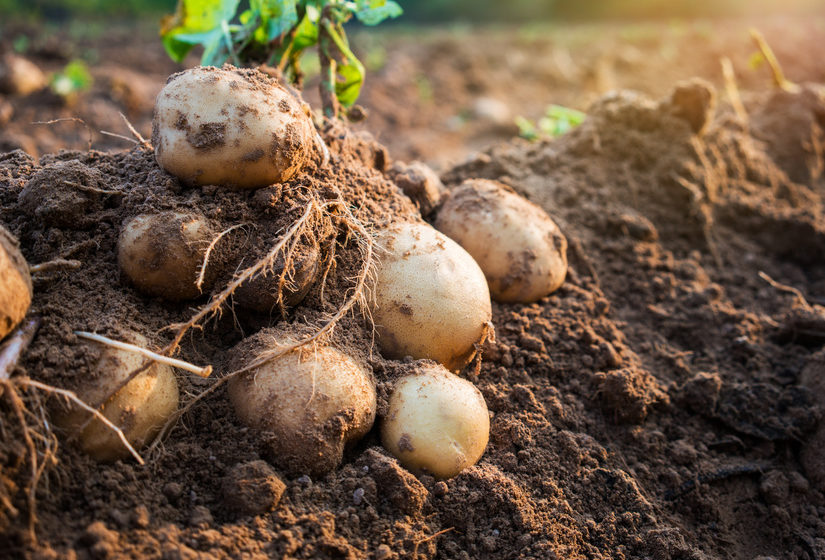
[
  {"x1": 381, "y1": 363, "x2": 490, "y2": 479},
  {"x1": 435, "y1": 178, "x2": 568, "y2": 303},
  {"x1": 118, "y1": 211, "x2": 217, "y2": 301},
  {"x1": 152, "y1": 65, "x2": 318, "y2": 189},
  {"x1": 54, "y1": 332, "x2": 180, "y2": 462},
  {"x1": 227, "y1": 329, "x2": 376, "y2": 476},
  {"x1": 0, "y1": 225, "x2": 32, "y2": 341},
  {"x1": 0, "y1": 54, "x2": 47, "y2": 96},
  {"x1": 370, "y1": 222, "x2": 492, "y2": 371}
]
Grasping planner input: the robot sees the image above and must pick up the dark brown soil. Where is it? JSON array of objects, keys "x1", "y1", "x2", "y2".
[{"x1": 1, "y1": 14, "x2": 825, "y2": 560}]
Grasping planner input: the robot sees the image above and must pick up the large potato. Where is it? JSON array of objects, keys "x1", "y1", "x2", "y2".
[
  {"x1": 227, "y1": 330, "x2": 376, "y2": 476},
  {"x1": 152, "y1": 65, "x2": 317, "y2": 189},
  {"x1": 118, "y1": 211, "x2": 216, "y2": 301},
  {"x1": 0, "y1": 225, "x2": 31, "y2": 340},
  {"x1": 434, "y1": 179, "x2": 568, "y2": 303},
  {"x1": 55, "y1": 332, "x2": 179, "y2": 462},
  {"x1": 370, "y1": 222, "x2": 491, "y2": 371},
  {"x1": 381, "y1": 363, "x2": 490, "y2": 479}
]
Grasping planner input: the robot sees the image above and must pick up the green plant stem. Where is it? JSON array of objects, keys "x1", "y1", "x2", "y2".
[
  {"x1": 322, "y1": 20, "x2": 364, "y2": 79},
  {"x1": 318, "y1": 14, "x2": 340, "y2": 118},
  {"x1": 221, "y1": 20, "x2": 241, "y2": 67}
]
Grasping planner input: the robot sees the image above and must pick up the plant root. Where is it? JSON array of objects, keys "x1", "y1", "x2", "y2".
[
  {"x1": 149, "y1": 185, "x2": 376, "y2": 451},
  {"x1": 758, "y1": 271, "x2": 813, "y2": 311},
  {"x1": 29, "y1": 259, "x2": 82, "y2": 275},
  {"x1": 720, "y1": 57, "x2": 748, "y2": 124},
  {"x1": 196, "y1": 223, "x2": 249, "y2": 293},
  {"x1": 74, "y1": 331, "x2": 213, "y2": 377}
]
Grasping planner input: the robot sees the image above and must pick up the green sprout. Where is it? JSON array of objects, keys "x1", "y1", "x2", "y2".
[
  {"x1": 160, "y1": 0, "x2": 402, "y2": 118},
  {"x1": 516, "y1": 104, "x2": 585, "y2": 141},
  {"x1": 50, "y1": 60, "x2": 93, "y2": 98}
]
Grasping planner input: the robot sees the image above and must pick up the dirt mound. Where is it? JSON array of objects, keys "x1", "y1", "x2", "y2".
[{"x1": 1, "y1": 77, "x2": 825, "y2": 559}]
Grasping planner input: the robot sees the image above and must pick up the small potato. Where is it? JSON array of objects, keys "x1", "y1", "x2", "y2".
[
  {"x1": 381, "y1": 364, "x2": 489, "y2": 479},
  {"x1": 118, "y1": 211, "x2": 216, "y2": 301},
  {"x1": 227, "y1": 330, "x2": 376, "y2": 476},
  {"x1": 370, "y1": 222, "x2": 491, "y2": 371},
  {"x1": 152, "y1": 65, "x2": 317, "y2": 189},
  {"x1": 55, "y1": 333, "x2": 179, "y2": 462},
  {"x1": 0, "y1": 54, "x2": 47, "y2": 96},
  {"x1": 435, "y1": 179, "x2": 568, "y2": 303},
  {"x1": 0, "y1": 225, "x2": 32, "y2": 340}
]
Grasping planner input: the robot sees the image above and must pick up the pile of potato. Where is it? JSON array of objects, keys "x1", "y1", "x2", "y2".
[{"x1": 2, "y1": 65, "x2": 569, "y2": 481}]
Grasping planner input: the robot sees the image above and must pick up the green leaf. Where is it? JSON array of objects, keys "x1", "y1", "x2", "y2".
[
  {"x1": 291, "y1": 12, "x2": 319, "y2": 50},
  {"x1": 354, "y1": 0, "x2": 402, "y2": 26},
  {"x1": 160, "y1": 0, "x2": 241, "y2": 63},
  {"x1": 51, "y1": 59, "x2": 93, "y2": 97},
  {"x1": 252, "y1": 0, "x2": 298, "y2": 41},
  {"x1": 335, "y1": 62, "x2": 363, "y2": 107}
]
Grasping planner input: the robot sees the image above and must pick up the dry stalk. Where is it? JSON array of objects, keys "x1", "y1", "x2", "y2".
[
  {"x1": 119, "y1": 112, "x2": 151, "y2": 149},
  {"x1": 720, "y1": 57, "x2": 749, "y2": 124},
  {"x1": 32, "y1": 118, "x2": 93, "y2": 150},
  {"x1": 75, "y1": 331, "x2": 212, "y2": 378},
  {"x1": 749, "y1": 28, "x2": 799, "y2": 93},
  {"x1": 29, "y1": 259, "x2": 82, "y2": 275}
]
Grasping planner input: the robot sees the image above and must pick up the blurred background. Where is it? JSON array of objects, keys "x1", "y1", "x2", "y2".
[{"x1": 1, "y1": 0, "x2": 824, "y2": 167}]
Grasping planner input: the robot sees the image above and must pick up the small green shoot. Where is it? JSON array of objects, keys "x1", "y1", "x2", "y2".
[
  {"x1": 50, "y1": 60, "x2": 93, "y2": 98},
  {"x1": 516, "y1": 104, "x2": 585, "y2": 141},
  {"x1": 160, "y1": 0, "x2": 402, "y2": 118},
  {"x1": 12, "y1": 35, "x2": 29, "y2": 54}
]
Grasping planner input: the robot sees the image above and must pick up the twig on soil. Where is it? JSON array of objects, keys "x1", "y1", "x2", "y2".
[
  {"x1": 720, "y1": 57, "x2": 749, "y2": 124},
  {"x1": 99, "y1": 130, "x2": 140, "y2": 145},
  {"x1": 119, "y1": 112, "x2": 151, "y2": 149},
  {"x1": 29, "y1": 259, "x2": 81, "y2": 275},
  {"x1": 413, "y1": 527, "x2": 455, "y2": 556},
  {"x1": 75, "y1": 331, "x2": 213, "y2": 378},
  {"x1": 196, "y1": 223, "x2": 248, "y2": 292},
  {"x1": 758, "y1": 271, "x2": 812, "y2": 310},
  {"x1": 32, "y1": 117, "x2": 93, "y2": 150},
  {"x1": 63, "y1": 179, "x2": 121, "y2": 197},
  {"x1": 664, "y1": 462, "x2": 769, "y2": 500},
  {"x1": 749, "y1": 28, "x2": 799, "y2": 93}
]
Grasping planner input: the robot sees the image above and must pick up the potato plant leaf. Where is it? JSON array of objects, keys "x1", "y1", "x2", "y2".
[{"x1": 354, "y1": 0, "x2": 402, "y2": 26}]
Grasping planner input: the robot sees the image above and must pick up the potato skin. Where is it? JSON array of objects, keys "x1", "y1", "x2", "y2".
[
  {"x1": 227, "y1": 331, "x2": 377, "y2": 476},
  {"x1": 0, "y1": 225, "x2": 31, "y2": 340},
  {"x1": 152, "y1": 65, "x2": 316, "y2": 189},
  {"x1": 370, "y1": 222, "x2": 491, "y2": 371},
  {"x1": 381, "y1": 364, "x2": 490, "y2": 479},
  {"x1": 118, "y1": 211, "x2": 215, "y2": 301},
  {"x1": 233, "y1": 241, "x2": 320, "y2": 313},
  {"x1": 55, "y1": 333, "x2": 179, "y2": 462},
  {"x1": 434, "y1": 179, "x2": 568, "y2": 303}
]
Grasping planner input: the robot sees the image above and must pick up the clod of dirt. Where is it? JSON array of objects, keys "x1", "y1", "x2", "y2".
[
  {"x1": 221, "y1": 460, "x2": 286, "y2": 517},
  {"x1": 386, "y1": 160, "x2": 444, "y2": 217},
  {"x1": 714, "y1": 383, "x2": 819, "y2": 441},
  {"x1": 18, "y1": 160, "x2": 114, "y2": 229},
  {"x1": 663, "y1": 78, "x2": 716, "y2": 135},
  {"x1": 594, "y1": 367, "x2": 667, "y2": 423},
  {"x1": 357, "y1": 448, "x2": 428, "y2": 515}
]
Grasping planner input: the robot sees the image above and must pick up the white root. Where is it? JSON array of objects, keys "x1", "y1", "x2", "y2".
[
  {"x1": 74, "y1": 331, "x2": 212, "y2": 378},
  {"x1": 196, "y1": 223, "x2": 248, "y2": 292},
  {"x1": 0, "y1": 319, "x2": 40, "y2": 381}
]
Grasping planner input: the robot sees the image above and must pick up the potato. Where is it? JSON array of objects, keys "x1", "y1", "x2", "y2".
[
  {"x1": 233, "y1": 240, "x2": 320, "y2": 313},
  {"x1": 118, "y1": 211, "x2": 216, "y2": 301},
  {"x1": 152, "y1": 65, "x2": 317, "y2": 189},
  {"x1": 381, "y1": 364, "x2": 489, "y2": 479},
  {"x1": 0, "y1": 225, "x2": 32, "y2": 340},
  {"x1": 227, "y1": 330, "x2": 376, "y2": 476},
  {"x1": 434, "y1": 179, "x2": 568, "y2": 303},
  {"x1": 55, "y1": 332, "x2": 179, "y2": 462},
  {"x1": 370, "y1": 222, "x2": 491, "y2": 371},
  {"x1": 0, "y1": 54, "x2": 47, "y2": 96}
]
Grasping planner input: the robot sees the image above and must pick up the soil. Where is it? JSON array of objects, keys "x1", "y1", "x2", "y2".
[{"x1": 1, "y1": 13, "x2": 825, "y2": 560}]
